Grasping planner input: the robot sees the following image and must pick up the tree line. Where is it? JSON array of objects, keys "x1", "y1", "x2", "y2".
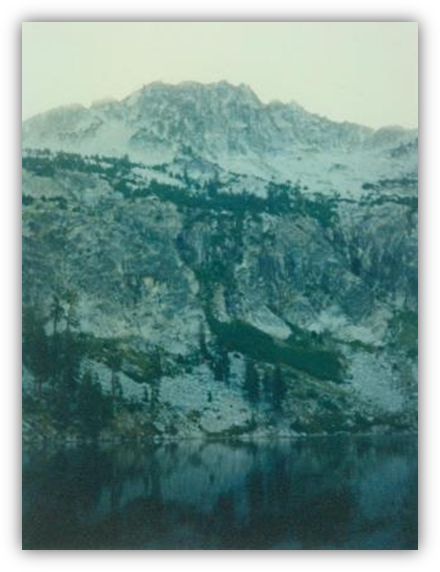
[
  {"x1": 23, "y1": 293, "x2": 115, "y2": 439},
  {"x1": 199, "y1": 324, "x2": 287, "y2": 411}
]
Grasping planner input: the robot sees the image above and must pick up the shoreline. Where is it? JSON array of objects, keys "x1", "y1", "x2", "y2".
[{"x1": 22, "y1": 429, "x2": 418, "y2": 450}]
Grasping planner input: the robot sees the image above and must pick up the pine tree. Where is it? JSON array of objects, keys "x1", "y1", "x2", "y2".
[
  {"x1": 49, "y1": 292, "x2": 65, "y2": 384},
  {"x1": 51, "y1": 328, "x2": 81, "y2": 430},
  {"x1": 22, "y1": 305, "x2": 51, "y2": 399},
  {"x1": 199, "y1": 323, "x2": 209, "y2": 361},
  {"x1": 107, "y1": 353, "x2": 122, "y2": 404},
  {"x1": 65, "y1": 290, "x2": 79, "y2": 332},
  {"x1": 77, "y1": 371, "x2": 112, "y2": 439},
  {"x1": 213, "y1": 347, "x2": 229, "y2": 383},
  {"x1": 272, "y1": 364, "x2": 286, "y2": 411},
  {"x1": 262, "y1": 370, "x2": 273, "y2": 403},
  {"x1": 243, "y1": 359, "x2": 260, "y2": 404},
  {"x1": 149, "y1": 349, "x2": 162, "y2": 414},
  {"x1": 49, "y1": 292, "x2": 64, "y2": 336}
]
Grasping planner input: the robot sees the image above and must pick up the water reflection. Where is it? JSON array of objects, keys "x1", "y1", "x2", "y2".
[{"x1": 22, "y1": 435, "x2": 418, "y2": 550}]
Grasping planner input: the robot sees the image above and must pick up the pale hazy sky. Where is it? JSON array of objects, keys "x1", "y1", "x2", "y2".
[{"x1": 22, "y1": 22, "x2": 418, "y2": 128}]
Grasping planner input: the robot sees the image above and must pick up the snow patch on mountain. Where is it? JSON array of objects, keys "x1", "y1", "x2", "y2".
[{"x1": 23, "y1": 81, "x2": 418, "y2": 200}]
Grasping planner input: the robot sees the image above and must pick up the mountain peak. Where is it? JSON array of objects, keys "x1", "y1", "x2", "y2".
[
  {"x1": 130, "y1": 79, "x2": 261, "y2": 103},
  {"x1": 119, "y1": 80, "x2": 262, "y2": 120},
  {"x1": 22, "y1": 79, "x2": 417, "y2": 186}
]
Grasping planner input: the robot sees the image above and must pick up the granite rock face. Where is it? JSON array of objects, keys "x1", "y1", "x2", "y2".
[{"x1": 22, "y1": 82, "x2": 418, "y2": 440}]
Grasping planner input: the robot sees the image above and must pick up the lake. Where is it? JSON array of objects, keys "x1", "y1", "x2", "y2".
[{"x1": 22, "y1": 435, "x2": 418, "y2": 550}]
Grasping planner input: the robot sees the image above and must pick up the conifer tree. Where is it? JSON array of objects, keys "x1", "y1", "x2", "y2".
[{"x1": 243, "y1": 358, "x2": 260, "y2": 404}]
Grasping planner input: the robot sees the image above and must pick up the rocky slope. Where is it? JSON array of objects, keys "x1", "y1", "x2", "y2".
[{"x1": 22, "y1": 82, "x2": 418, "y2": 441}]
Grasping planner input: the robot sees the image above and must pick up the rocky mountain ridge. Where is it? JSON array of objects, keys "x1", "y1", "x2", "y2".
[
  {"x1": 22, "y1": 81, "x2": 417, "y2": 195},
  {"x1": 22, "y1": 82, "x2": 418, "y2": 442}
]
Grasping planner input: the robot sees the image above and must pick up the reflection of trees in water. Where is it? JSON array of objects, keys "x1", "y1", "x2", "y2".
[
  {"x1": 22, "y1": 446, "x2": 113, "y2": 548},
  {"x1": 22, "y1": 436, "x2": 418, "y2": 549}
]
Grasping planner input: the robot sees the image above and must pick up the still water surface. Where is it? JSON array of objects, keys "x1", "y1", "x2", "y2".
[{"x1": 22, "y1": 435, "x2": 417, "y2": 550}]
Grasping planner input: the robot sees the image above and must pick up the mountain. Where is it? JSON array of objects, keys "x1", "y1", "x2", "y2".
[
  {"x1": 22, "y1": 82, "x2": 418, "y2": 442},
  {"x1": 22, "y1": 81, "x2": 417, "y2": 196}
]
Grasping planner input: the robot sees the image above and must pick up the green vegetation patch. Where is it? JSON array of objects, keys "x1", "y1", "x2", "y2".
[
  {"x1": 76, "y1": 333, "x2": 162, "y2": 383},
  {"x1": 209, "y1": 318, "x2": 343, "y2": 382},
  {"x1": 388, "y1": 309, "x2": 418, "y2": 357}
]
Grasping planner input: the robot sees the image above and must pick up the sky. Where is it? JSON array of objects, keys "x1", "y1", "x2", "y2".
[{"x1": 22, "y1": 22, "x2": 418, "y2": 128}]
